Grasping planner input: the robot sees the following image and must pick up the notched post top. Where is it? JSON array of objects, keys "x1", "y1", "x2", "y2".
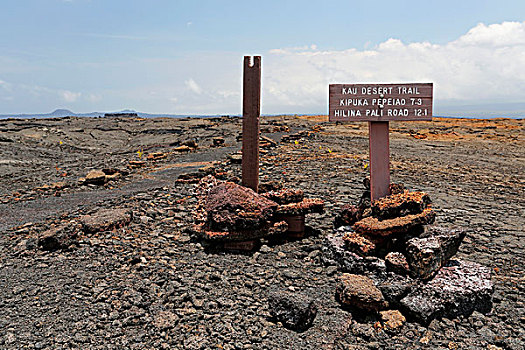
[{"x1": 244, "y1": 55, "x2": 261, "y2": 69}]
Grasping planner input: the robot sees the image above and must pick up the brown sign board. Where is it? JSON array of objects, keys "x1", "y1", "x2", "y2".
[{"x1": 329, "y1": 83, "x2": 433, "y2": 122}]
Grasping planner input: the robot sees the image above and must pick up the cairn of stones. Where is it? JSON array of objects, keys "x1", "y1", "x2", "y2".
[
  {"x1": 324, "y1": 179, "x2": 493, "y2": 325},
  {"x1": 192, "y1": 176, "x2": 324, "y2": 250}
]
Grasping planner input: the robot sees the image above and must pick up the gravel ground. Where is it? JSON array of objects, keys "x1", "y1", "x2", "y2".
[{"x1": 0, "y1": 115, "x2": 524, "y2": 349}]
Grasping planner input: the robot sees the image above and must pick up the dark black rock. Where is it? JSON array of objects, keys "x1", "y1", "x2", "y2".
[
  {"x1": 371, "y1": 273, "x2": 416, "y2": 307},
  {"x1": 405, "y1": 226, "x2": 466, "y2": 279},
  {"x1": 400, "y1": 259, "x2": 493, "y2": 324},
  {"x1": 268, "y1": 290, "x2": 317, "y2": 332},
  {"x1": 37, "y1": 224, "x2": 78, "y2": 251},
  {"x1": 322, "y1": 231, "x2": 386, "y2": 275}
]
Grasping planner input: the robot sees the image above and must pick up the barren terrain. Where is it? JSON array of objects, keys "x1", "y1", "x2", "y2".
[{"x1": 0, "y1": 115, "x2": 523, "y2": 349}]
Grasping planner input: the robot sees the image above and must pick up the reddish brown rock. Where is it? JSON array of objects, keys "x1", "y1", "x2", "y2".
[
  {"x1": 80, "y1": 208, "x2": 133, "y2": 233},
  {"x1": 205, "y1": 182, "x2": 278, "y2": 231},
  {"x1": 173, "y1": 145, "x2": 192, "y2": 152},
  {"x1": 342, "y1": 232, "x2": 376, "y2": 256},
  {"x1": 128, "y1": 160, "x2": 146, "y2": 168},
  {"x1": 197, "y1": 220, "x2": 287, "y2": 242},
  {"x1": 353, "y1": 208, "x2": 435, "y2": 237},
  {"x1": 371, "y1": 190, "x2": 431, "y2": 220},
  {"x1": 84, "y1": 170, "x2": 106, "y2": 185},
  {"x1": 334, "y1": 204, "x2": 362, "y2": 227},
  {"x1": 275, "y1": 198, "x2": 324, "y2": 216},
  {"x1": 389, "y1": 183, "x2": 405, "y2": 195},
  {"x1": 336, "y1": 274, "x2": 388, "y2": 312},
  {"x1": 380, "y1": 310, "x2": 406, "y2": 331},
  {"x1": 261, "y1": 188, "x2": 304, "y2": 205},
  {"x1": 385, "y1": 252, "x2": 410, "y2": 275},
  {"x1": 147, "y1": 151, "x2": 168, "y2": 160}
]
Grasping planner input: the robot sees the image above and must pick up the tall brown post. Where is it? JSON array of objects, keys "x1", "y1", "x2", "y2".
[
  {"x1": 369, "y1": 121, "x2": 390, "y2": 201},
  {"x1": 242, "y1": 56, "x2": 261, "y2": 192}
]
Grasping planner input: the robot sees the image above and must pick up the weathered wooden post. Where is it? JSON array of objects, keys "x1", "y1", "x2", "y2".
[
  {"x1": 242, "y1": 56, "x2": 261, "y2": 192},
  {"x1": 329, "y1": 83, "x2": 433, "y2": 201},
  {"x1": 368, "y1": 121, "x2": 390, "y2": 200}
]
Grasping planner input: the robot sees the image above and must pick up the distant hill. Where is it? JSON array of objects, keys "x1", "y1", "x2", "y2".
[
  {"x1": 0, "y1": 109, "x2": 226, "y2": 120},
  {"x1": 49, "y1": 109, "x2": 75, "y2": 117}
]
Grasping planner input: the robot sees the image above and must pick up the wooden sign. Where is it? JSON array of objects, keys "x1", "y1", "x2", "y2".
[
  {"x1": 328, "y1": 82, "x2": 433, "y2": 201},
  {"x1": 329, "y1": 83, "x2": 433, "y2": 122}
]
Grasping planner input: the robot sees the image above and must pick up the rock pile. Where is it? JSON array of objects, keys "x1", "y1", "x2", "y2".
[
  {"x1": 192, "y1": 176, "x2": 324, "y2": 249},
  {"x1": 324, "y1": 179, "x2": 493, "y2": 325}
]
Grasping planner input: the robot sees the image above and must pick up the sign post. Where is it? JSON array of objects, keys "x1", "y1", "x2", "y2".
[
  {"x1": 329, "y1": 83, "x2": 433, "y2": 201},
  {"x1": 242, "y1": 56, "x2": 261, "y2": 193}
]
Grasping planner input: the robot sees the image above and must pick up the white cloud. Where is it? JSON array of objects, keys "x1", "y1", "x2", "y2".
[
  {"x1": 86, "y1": 93, "x2": 102, "y2": 102},
  {"x1": 0, "y1": 79, "x2": 12, "y2": 91},
  {"x1": 185, "y1": 78, "x2": 202, "y2": 94},
  {"x1": 60, "y1": 90, "x2": 81, "y2": 102},
  {"x1": 264, "y1": 21, "x2": 525, "y2": 113}
]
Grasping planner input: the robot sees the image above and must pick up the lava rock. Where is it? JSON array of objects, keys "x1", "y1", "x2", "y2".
[
  {"x1": 322, "y1": 232, "x2": 387, "y2": 275},
  {"x1": 400, "y1": 259, "x2": 493, "y2": 324},
  {"x1": 354, "y1": 208, "x2": 435, "y2": 237},
  {"x1": 405, "y1": 226, "x2": 466, "y2": 279},
  {"x1": 37, "y1": 224, "x2": 78, "y2": 251},
  {"x1": 268, "y1": 290, "x2": 317, "y2": 332},
  {"x1": 199, "y1": 220, "x2": 288, "y2": 241},
  {"x1": 380, "y1": 310, "x2": 406, "y2": 331},
  {"x1": 385, "y1": 252, "x2": 410, "y2": 275},
  {"x1": 371, "y1": 191, "x2": 431, "y2": 220},
  {"x1": 336, "y1": 274, "x2": 388, "y2": 312},
  {"x1": 342, "y1": 231, "x2": 377, "y2": 256},
  {"x1": 84, "y1": 170, "x2": 106, "y2": 185},
  {"x1": 205, "y1": 181, "x2": 278, "y2": 231},
  {"x1": 228, "y1": 153, "x2": 242, "y2": 164},
  {"x1": 212, "y1": 136, "x2": 225, "y2": 147},
  {"x1": 80, "y1": 208, "x2": 133, "y2": 233},
  {"x1": 334, "y1": 204, "x2": 362, "y2": 227},
  {"x1": 275, "y1": 198, "x2": 324, "y2": 216},
  {"x1": 373, "y1": 273, "x2": 416, "y2": 306},
  {"x1": 261, "y1": 188, "x2": 304, "y2": 205}
]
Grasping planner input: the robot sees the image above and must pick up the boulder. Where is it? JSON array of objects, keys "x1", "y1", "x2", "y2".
[
  {"x1": 405, "y1": 226, "x2": 466, "y2": 279},
  {"x1": 80, "y1": 208, "x2": 133, "y2": 233},
  {"x1": 371, "y1": 191, "x2": 431, "y2": 220},
  {"x1": 268, "y1": 290, "x2": 317, "y2": 332},
  {"x1": 205, "y1": 182, "x2": 278, "y2": 231},
  {"x1": 84, "y1": 170, "x2": 106, "y2": 185},
  {"x1": 354, "y1": 208, "x2": 435, "y2": 237},
  {"x1": 336, "y1": 274, "x2": 388, "y2": 312},
  {"x1": 400, "y1": 259, "x2": 493, "y2": 324},
  {"x1": 37, "y1": 224, "x2": 78, "y2": 251}
]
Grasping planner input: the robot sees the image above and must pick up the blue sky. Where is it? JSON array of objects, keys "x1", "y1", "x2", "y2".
[{"x1": 1, "y1": 0, "x2": 524, "y2": 116}]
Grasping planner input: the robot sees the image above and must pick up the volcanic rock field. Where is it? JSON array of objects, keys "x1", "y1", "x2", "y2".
[{"x1": 0, "y1": 115, "x2": 523, "y2": 349}]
